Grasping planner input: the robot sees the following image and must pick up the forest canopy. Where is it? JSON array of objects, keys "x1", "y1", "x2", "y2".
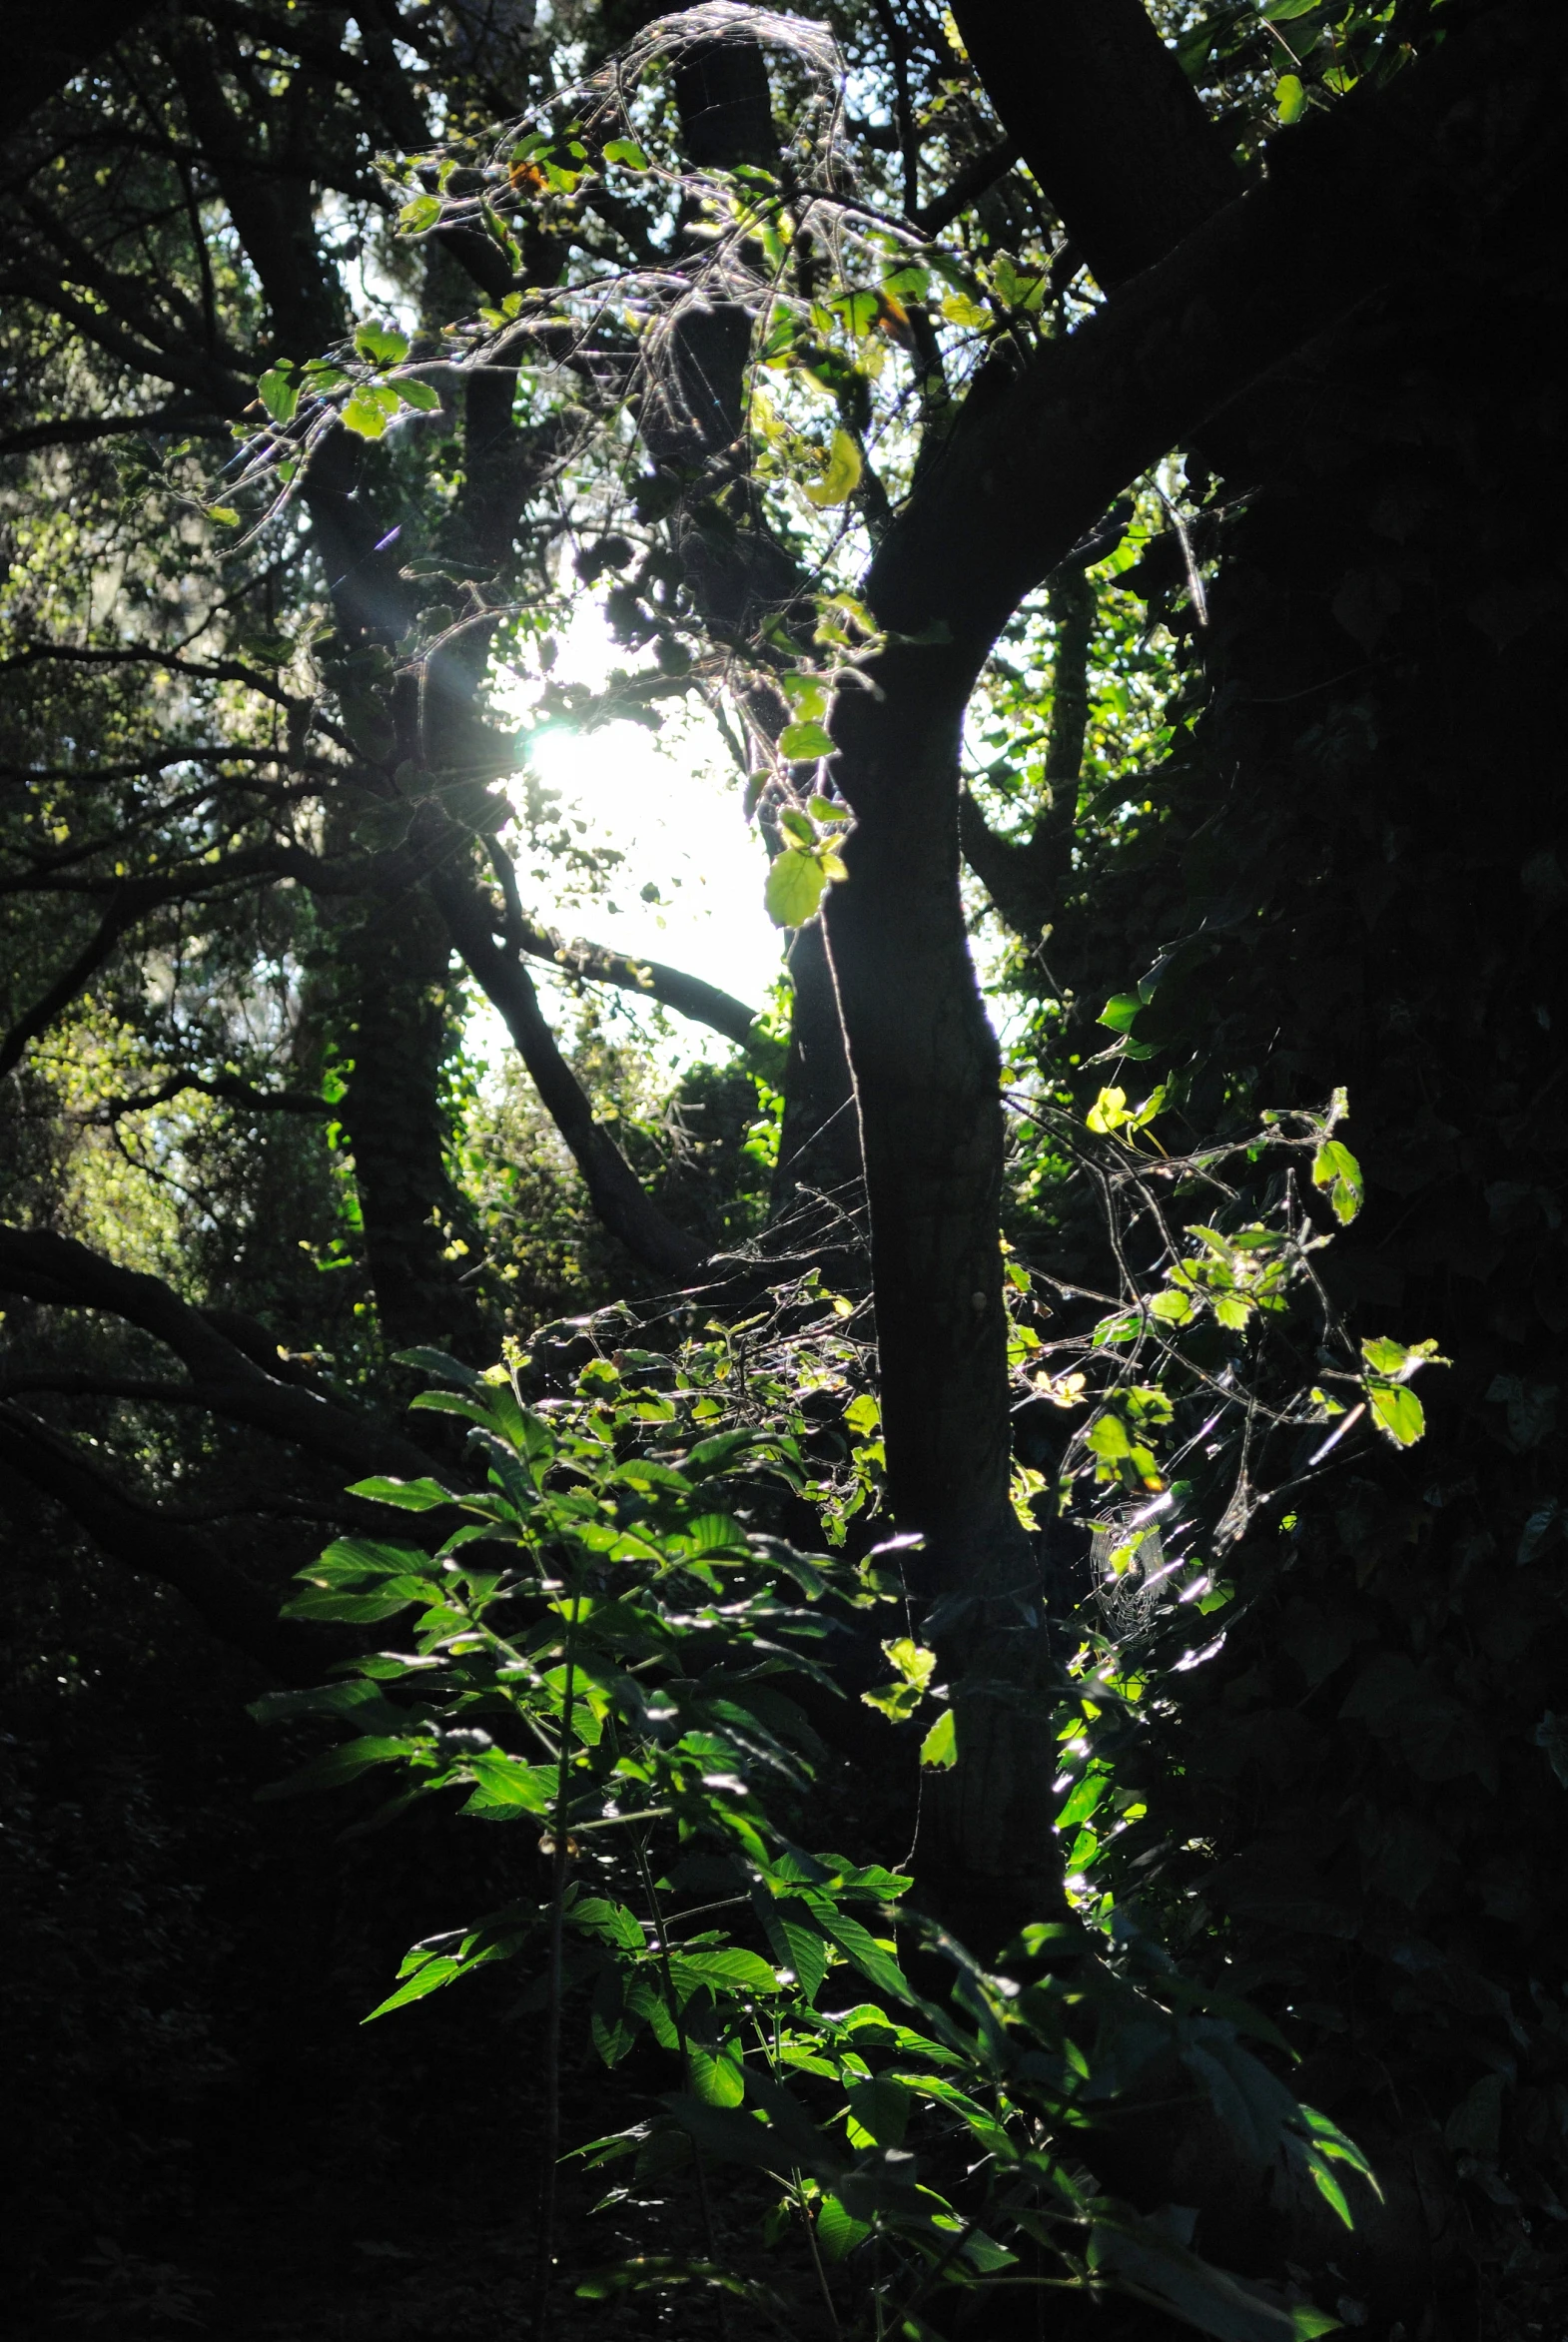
[{"x1": 4, "y1": 3, "x2": 1566, "y2": 2338}]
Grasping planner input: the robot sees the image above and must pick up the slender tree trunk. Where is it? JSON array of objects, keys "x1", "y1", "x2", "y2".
[{"x1": 824, "y1": 654, "x2": 1061, "y2": 1931}]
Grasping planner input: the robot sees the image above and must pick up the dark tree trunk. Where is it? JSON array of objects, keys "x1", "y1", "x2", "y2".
[{"x1": 332, "y1": 888, "x2": 486, "y2": 1359}]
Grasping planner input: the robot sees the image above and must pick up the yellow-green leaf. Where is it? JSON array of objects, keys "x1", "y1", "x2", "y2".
[
  {"x1": 765, "y1": 847, "x2": 828, "y2": 929},
  {"x1": 780, "y1": 719, "x2": 835, "y2": 760},
  {"x1": 343, "y1": 389, "x2": 389, "y2": 437},
  {"x1": 803, "y1": 427, "x2": 863, "y2": 508},
  {"x1": 920, "y1": 1709, "x2": 957, "y2": 1769},
  {"x1": 1276, "y1": 73, "x2": 1306, "y2": 124},
  {"x1": 1369, "y1": 1383, "x2": 1425, "y2": 1445}
]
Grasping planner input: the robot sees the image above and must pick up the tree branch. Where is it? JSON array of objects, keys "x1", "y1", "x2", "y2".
[
  {"x1": 0, "y1": 1225, "x2": 442, "y2": 1481},
  {"x1": 0, "y1": 1400, "x2": 321, "y2": 1681},
  {"x1": 432, "y1": 868, "x2": 707, "y2": 1285},
  {"x1": 948, "y1": 0, "x2": 1241, "y2": 290}
]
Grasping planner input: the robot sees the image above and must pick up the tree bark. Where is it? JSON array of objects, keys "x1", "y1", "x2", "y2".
[{"x1": 948, "y1": 0, "x2": 1241, "y2": 292}]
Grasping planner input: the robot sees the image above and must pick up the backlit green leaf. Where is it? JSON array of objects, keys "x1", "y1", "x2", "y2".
[
  {"x1": 1275, "y1": 73, "x2": 1306, "y2": 125},
  {"x1": 802, "y1": 428, "x2": 862, "y2": 508},
  {"x1": 765, "y1": 846, "x2": 828, "y2": 929},
  {"x1": 258, "y1": 368, "x2": 298, "y2": 422},
  {"x1": 779, "y1": 720, "x2": 835, "y2": 761}
]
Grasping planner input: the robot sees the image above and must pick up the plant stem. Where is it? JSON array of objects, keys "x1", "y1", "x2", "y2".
[
  {"x1": 634, "y1": 1834, "x2": 730, "y2": 2341},
  {"x1": 531, "y1": 1588, "x2": 579, "y2": 2342}
]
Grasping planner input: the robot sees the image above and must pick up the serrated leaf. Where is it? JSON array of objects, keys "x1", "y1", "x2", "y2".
[
  {"x1": 1368, "y1": 1383, "x2": 1425, "y2": 1445},
  {"x1": 920, "y1": 1708, "x2": 957, "y2": 1769},
  {"x1": 365, "y1": 1953, "x2": 463, "y2": 2018},
  {"x1": 281, "y1": 1583, "x2": 425, "y2": 1622},
  {"x1": 393, "y1": 378, "x2": 442, "y2": 410},
  {"x1": 778, "y1": 804, "x2": 815, "y2": 845},
  {"x1": 676, "y1": 1948, "x2": 778, "y2": 1995},
  {"x1": 811, "y1": 1905, "x2": 909, "y2": 2000},
  {"x1": 347, "y1": 1475, "x2": 458, "y2": 1511},
  {"x1": 1312, "y1": 1138, "x2": 1362, "y2": 1222},
  {"x1": 816, "y1": 2192, "x2": 872, "y2": 2261},
  {"x1": 260, "y1": 1735, "x2": 412, "y2": 1799}
]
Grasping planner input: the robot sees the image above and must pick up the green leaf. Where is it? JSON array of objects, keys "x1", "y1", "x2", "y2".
[
  {"x1": 365, "y1": 1953, "x2": 463, "y2": 2019},
  {"x1": 393, "y1": 378, "x2": 442, "y2": 410},
  {"x1": 355, "y1": 322, "x2": 410, "y2": 365},
  {"x1": 204, "y1": 506, "x2": 240, "y2": 526},
  {"x1": 687, "y1": 2040, "x2": 747, "y2": 2106},
  {"x1": 398, "y1": 193, "x2": 442, "y2": 233},
  {"x1": 1360, "y1": 1334, "x2": 1445, "y2": 1380},
  {"x1": 1368, "y1": 1383, "x2": 1425, "y2": 1445},
  {"x1": 1275, "y1": 74, "x2": 1306, "y2": 125},
  {"x1": 346, "y1": 1475, "x2": 458, "y2": 1511},
  {"x1": 260, "y1": 1735, "x2": 412, "y2": 1799},
  {"x1": 258, "y1": 368, "x2": 298, "y2": 422},
  {"x1": 460, "y1": 1755, "x2": 556, "y2": 1815},
  {"x1": 811, "y1": 1905, "x2": 909, "y2": 2000},
  {"x1": 816, "y1": 2193, "x2": 872, "y2": 2262},
  {"x1": 343, "y1": 389, "x2": 390, "y2": 437},
  {"x1": 779, "y1": 720, "x2": 835, "y2": 761},
  {"x1": 845, "y1": 2073, "x2": 910, "y2": 2147},
  {"x1": 808, "y1": 794, "x2": 847, "y2": 823},
  {"x1": 758, "y1": 1911, "x2": 829, "y2": 2001},
  {"x1": 1089, "y1": 2211, "x2": 1310, "y2": 2341},
  {"x1": 803, "y1": 427, "x2": 863, "y2": 509},
  {"x1": 570, "y1": 1899, "x2": 646, "y2": 1952},
  {"x1": 1086, "y1": 1413, "x2": 1132, "y2": 1461},
  {"x1": 920, "y1": 1709, "x2": 957, "y2": 1769},
  {"x1": 602, "y1": 137, "x2": 649, "y2": 169},
  {"x1": 1098, "y1": 993, "x2": 1143, "y2": 1035},
  {"x1": 765, "y1": 846, "x2": 828, "y2": 929},
  {"x1": 678, "y1": 1948, "x2": 777, "y2": 1995},
  {"x1": 778, "y1": 805, "x2": 816, "y2": 845},
  {"x1": 1312, "y1": 1137, "x2": 1362, "y2": 1221},
  {"x1": 281, "y1": 1583, "x2": 424, "y2": 1622}
]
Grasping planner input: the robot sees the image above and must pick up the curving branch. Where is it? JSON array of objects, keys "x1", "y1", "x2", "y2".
[
  {"x1": 486, "y1": 846, "x2": 758, "y2": 1047},
  {"x1": 948, "y1": 0, "x2": 1241, "y2": 292},
  {"x1": 0, "y1": 1224, "x2": 443, "y2": 1481},
  {"x1": 0, "y1": 1400, "x2": 322, "y2": 1680}
]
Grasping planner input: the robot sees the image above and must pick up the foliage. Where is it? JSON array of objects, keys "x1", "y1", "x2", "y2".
[{"x1": 259, "y1": 1332, "x2": 1375, "y2": 2339}]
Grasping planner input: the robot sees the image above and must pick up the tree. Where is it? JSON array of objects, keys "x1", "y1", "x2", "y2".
[{"x1": 5, "y1": 0, "x2": 1566, "y2": 2329}]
